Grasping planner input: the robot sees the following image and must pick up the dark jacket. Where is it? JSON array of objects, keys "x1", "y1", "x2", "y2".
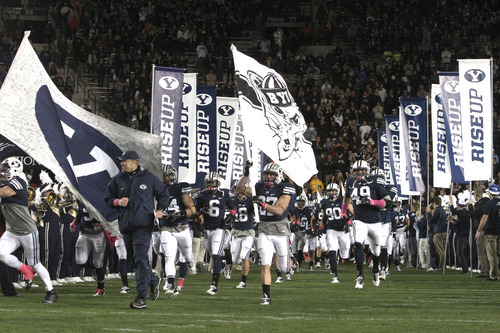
[
  {"x1": 104, "y1": 167, "x2": 169, "y2": 233},
  {"x1": 430, "y1": 206, "x2": 447, "y2": 233},
  {"x1": 469, "y1": 197, "x2": 489, "y2": 230}
]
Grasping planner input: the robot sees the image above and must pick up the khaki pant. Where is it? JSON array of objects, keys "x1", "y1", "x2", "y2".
[
  {"x1": 418, "y1": 237, "x2": 429, "y2": 269},
  {"x1": 485, "y1": 234, "x2": 500, "y2": 280},
  {"x1": 476, "y1": 231, "x2": 489, "y2": 276},
  {"x1": 433, "y1": 232, "x2": 447, "y2": 270}
]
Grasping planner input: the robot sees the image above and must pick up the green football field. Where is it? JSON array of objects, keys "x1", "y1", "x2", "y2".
[{"x1": 1, "y1": 263, "x2": 499, "y2": 332}]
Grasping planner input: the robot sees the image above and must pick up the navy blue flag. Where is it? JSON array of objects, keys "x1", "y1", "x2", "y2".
[
  {"x1": 194, "y1": 85, "x2": 218, "y2": 189},
  {"x1": 0, "y1": 134, "x2": 43, "y2": 170},
  {"x1": 151, "y1": 66, "x2": 184, "y2": 167},
  {"x1": 438, "y1": 72, "x2": 467, "y2": 184},
  {"x1": 399, "y1": 97, "x2": 427, "y2": 193}
]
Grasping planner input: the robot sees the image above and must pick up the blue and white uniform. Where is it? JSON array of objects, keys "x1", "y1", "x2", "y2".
[
  {"x1": 231, "y1": 196, "x2": 255, "y2": 264},
  {"x1": 160, "y1": 182, "x2": 194, "y2": 279},
  {"x1": 322, "y1": 196, "x2": 350, "y2": 259},
  {"x1": 255, "y1": 181, "x2": 295, "y2": 271}
]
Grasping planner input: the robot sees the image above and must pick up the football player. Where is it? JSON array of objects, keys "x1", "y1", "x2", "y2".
[
  {"x1": 321, "y1": 183, "x2": 350, "y2": 283},
  {"x1": 236, "y1": 162, "x2": 295, "y2": 305},
  {"x1": 70, "y1": 203, "x2": 107, "y2": 296},
  {"x1": 392, "y1": 199, "x2": 409, "y2": 271},
  {"x1": 371, "y1": 168, "x2": 398, "y2": 280},
  {"x1": 311, "y1": 199, "x2": 329, "y2": 270},
  {"x1": 159, "y1": 165, "x2": 196, "y2": 295},
  {"x1": 194, "y1": 172, "x2": 236, "y2": 296},
  {"x1": 230, "y1": 188, "x2": 255, "y2": 288},
  {"x1": 291, "y1": 194, "x2": 311, "y2": 271},
  {"x1": 0, "y1": 157, "x2": 58, "y2": 303},
  {"x1": 342, "y1": 160, "x2": 390, "y2": 289}
]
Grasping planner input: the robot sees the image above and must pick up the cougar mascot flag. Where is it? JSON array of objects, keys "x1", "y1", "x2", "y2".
[
  {"x1": 231, "y1": 45, "x2": 317, "y2": 185},
  {"x1": 0, "y1": 32, "x2": 163, "y2": 236}
]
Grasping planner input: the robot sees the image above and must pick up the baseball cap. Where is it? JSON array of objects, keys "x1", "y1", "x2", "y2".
[
  {"x1": 488, "y1": 184, "x2": 500, "y2": 196},
  {"x1": 457, "y1": 198, "x2": 467, "y2": 207},
  {"x1": 118, "y1": 150, "x2": 140, "y2": 161}
]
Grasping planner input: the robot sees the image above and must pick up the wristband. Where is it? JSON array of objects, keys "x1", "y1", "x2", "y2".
[
  {"x1": 369, "y1": 198, "x2": 386, "y2": 209},
  {"x1": 113, "y1": 199, "x2": 120, "y2": 206},
  {"x1": 261, "y1": 202, "x2": 267, "y2": 209},
  {"x1": 230, "y1": 210, "x2": 236, "y2": 216},
  {"x1": 341, "y1": 203, "x2": 348, "y2": 216}
]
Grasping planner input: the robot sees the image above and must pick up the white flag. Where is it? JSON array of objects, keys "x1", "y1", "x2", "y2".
[
  {"x1": 0, "y1": 32, "x2": 163, "y2": 236},
  {"x1": 458, "y1": 59, "x2": 493, "y2": 181},
  {"x1": 231, "y1": 45, "x2": 317, "y2": 185},
  {"x1": 431, "y1": 84, "x2": 452, "y2": 188}
]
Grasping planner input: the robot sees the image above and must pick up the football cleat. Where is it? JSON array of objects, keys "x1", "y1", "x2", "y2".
[
  {"x1": 120, "y1": 286, "x2": 130, "y2": 294},
  {"x1": 93, "y1": 288, "x2": 105, "y2": 296},
  {"x1": 331, "y1": 276, "x2": 340, "y2": 284},
  {"x1": 379, "y1": 270, "x2": 386, "y2": 281},
  {"x1": 165, "y1": 284, "x2": 179, "y2": 296},
  {"x1": 130, "y1": 296, "x2": 147, "y2": 309},
  {"x1": 316, "y1": 262, "x2": 321, "y2": 268},
  {"x1": 236, "y1": 281, "x2": 246, "y2": 289},
  {"x1": 396, "y1": 265, "x2": 401, "y2": 272},
  {"x1": 325, "y1": 262, "x2": 331, "y2": 270},
  {"x1": 261, "y1": 293, "x2": 271, "y2": 305},
  {"x1": 81, "y1": 276, "x2": 93, "y2": 282},
  {"x1": 176, "y1": 285, "x2": 183, "y2": 292},
  {"x1": 206, "y1": 285, "x2": 218, "y2": 296},
  {"x1": 41, "y1": 290, "x2": 59, "y2": 304},
  {"x1": 372, "y1": 273, "x2": 380, "y2": 287},
  {"x1": 286, "y1": 273, "x2": 292, "y2": 281},
  {"x1": 275, "y1": 276, "x2": 283, "y2": 283},
  {"x1": 224, "y1": 266, "x2": 232, "y2": 280},
  {"x1": 355, "y1": 276, "x2": 364, "y2": 289},
  {"x1": 24, "y1": 279, "x2": 33, "y2": 290},
  {"x1": 149, "y1": 273, "x2": 161, "y2": 300},
  {"x1": 309, "y1": 266, "x2": 313, "y2": 271}
]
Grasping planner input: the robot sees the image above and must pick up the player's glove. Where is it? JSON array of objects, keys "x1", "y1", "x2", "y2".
[
  {"x1": 343, "y1": 219, "x2": 352, "y2": 233},
  {"x1": 92, "y1": 222, "x2": 105, "y2": 232},
  {"x1": 361, "y1": 196, "x2": 371, "y2": 205},
  {"x1": 166, "y1": 210, "x2": 187, "y2": 223},
  {"x1": 224, "y1": 214, "x2": 235, "y2": 225},
  {"x1": 291, "y1": 223, "x2": 300, "y2": 233},
  {"x1": 69, "y1": 219, "x2": 78, "y2": 232},
  {"x1": 244, "y1": 160, "x2": 253, "y2": 177},
  {"x1": 198, "y1": 206, "x2": 210, "y2": 216},
  {"x1": 252, "y1": 196, "x2": 263, "y2": 206},
  {"x1": 392, "y1": 232, "x2": 397, "y2": 239}
]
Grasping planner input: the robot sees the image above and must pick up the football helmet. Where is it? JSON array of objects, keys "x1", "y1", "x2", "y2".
[
  {"x1": 0, "y1": 157, "x2": 23, "y2": 180},
  {"x1": 296, "y1": 194, "x2": 307, "y2": 208},
  {"x1": 326, "y1": 183, "x2": 340, "y2": 200},
  {"x1": 262, "y1": 163, "x2": 283, "y2": 186},
  {"x1": 352, "y1": 160, "x2": 370, "y2": 180},
  {"x1": 162, "y1": 164, "x2": 177, "y2": 184},
  {"x1": 204, "y1": 172, "x2": 221, "y2": 191}
]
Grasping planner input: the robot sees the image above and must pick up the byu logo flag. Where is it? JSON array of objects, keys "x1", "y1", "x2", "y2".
[
  {"x1": 0, "y1": 32, "x2": 163, "y2": 236},
  {"x1": 231, "y1": 45, "x2": 317, "y2": 185}
]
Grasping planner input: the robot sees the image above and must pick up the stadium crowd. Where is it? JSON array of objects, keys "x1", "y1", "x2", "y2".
[{"x1": 0, "y1": 0, "x2": 499, "y2": 302}]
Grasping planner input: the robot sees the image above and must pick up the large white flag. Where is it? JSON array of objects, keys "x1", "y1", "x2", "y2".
[
  {"x1": 458, "y1": 59, "x2": 493, "y2": 181},
  {"x1": 0, "y1": 32, "x2": 163, "y2": 236},
  {"x1": 231, "y1": 45, "x2": 317, "y2": 185}
]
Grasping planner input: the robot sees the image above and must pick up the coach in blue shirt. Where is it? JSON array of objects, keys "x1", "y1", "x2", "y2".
[{"x1": 105, "y1": 150, "x2": 169, "y2": 309}]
